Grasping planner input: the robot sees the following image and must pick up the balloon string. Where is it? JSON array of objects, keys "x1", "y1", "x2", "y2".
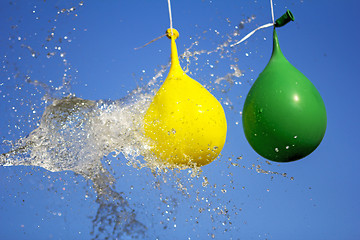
[
  {"x1": 167, "y1": 0, "x2": 174, "y2": 36},
  {"x1": 230, "y1": 23, "x2": 273, "y2": 47},
  {"x1": 270, "y1": 0, "x2": 275, "y2": 24},
  {"x1": 231, "y1": 0, "x2": 275, "y2": 47}
]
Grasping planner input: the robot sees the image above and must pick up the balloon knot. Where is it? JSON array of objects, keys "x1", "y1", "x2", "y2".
[{"x1": 166, "y1": 28, "x2": 179, "y2": 40}]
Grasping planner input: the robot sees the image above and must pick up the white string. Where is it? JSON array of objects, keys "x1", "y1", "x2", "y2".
[
  {"x1": 270, "y1": 0, "x2": 275, "y2": 24},
  {"x1": 167, "y1": 0, "x2": 173, "y2": 35},
  {"x1": 231, "y1": 0, "x2": 275, "y2": 47},
  {"x1": 230, "y1": 23, "x2": 273, "y2": 47}
]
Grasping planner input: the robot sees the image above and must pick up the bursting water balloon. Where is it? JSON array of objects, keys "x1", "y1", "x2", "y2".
[
  {"x1": 143, "y1": 29, "x2": 227, "y2": 167},
  {"x1": 243, "y1": 28, "x2": 327, "y2": 162}
]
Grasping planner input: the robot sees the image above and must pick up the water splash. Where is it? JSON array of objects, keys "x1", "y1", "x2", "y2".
[{"x1": 1, "y1": 89, "x2": 154, "y2": 238}]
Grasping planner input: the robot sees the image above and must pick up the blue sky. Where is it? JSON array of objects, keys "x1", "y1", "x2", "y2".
[{"x1": 1, "y1": 0, "x2": 360, "y2": 239}]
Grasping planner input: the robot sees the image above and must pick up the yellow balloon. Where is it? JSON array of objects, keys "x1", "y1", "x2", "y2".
[{"x1": 143, "y1": 28, "x2": 227, "y2": 167}]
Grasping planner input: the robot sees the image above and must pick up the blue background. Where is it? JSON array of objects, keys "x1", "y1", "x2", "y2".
[{"x1": 1, "y1": 0, "x2": 360, "y2": 239}]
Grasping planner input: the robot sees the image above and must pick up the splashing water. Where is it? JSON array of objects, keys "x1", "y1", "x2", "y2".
[
  {"x1": 1, "y1": 89, "x2": 155, "y2": 238},
  {"x1": 1, "y1": 91, "x2": 150, "y2": 171}
]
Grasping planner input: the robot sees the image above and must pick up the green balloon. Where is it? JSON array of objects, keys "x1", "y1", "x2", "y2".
[{"x1": 243, "y1": 29, "x2": 327, "y2": 162}]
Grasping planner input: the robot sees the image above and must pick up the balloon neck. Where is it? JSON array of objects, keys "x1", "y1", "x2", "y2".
[
  {"x1": 271, "y1": 28, "x2": 284, "y2": 58},
  {"x1": 166, "y1": 28, "x2": 182, "y2": 75},
  {"x1": 170, "y1": 37, "x2": 182, "y2": 72}
]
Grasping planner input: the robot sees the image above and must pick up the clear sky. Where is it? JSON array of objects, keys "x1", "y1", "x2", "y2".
[{"x1": 1, "y1": 0, "x2": 360, "y2": 239}]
